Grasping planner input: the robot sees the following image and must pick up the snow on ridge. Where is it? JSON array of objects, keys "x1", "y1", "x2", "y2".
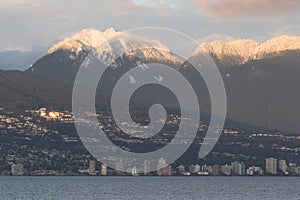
[
  {"x1": 47, "y1": 27, "x2": 178, "y2": 66},
  {"x1": 194, "y1": 35, "x2": 300, "y2": 67}
]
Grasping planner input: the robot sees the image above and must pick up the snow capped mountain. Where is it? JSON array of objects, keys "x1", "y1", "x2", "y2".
[
  {"x1": 197, "y1": 39, "x2": 259, "y2": 67},
  {"x1": 22, "y1": 30, "x2": 300, "y2": 132},
  {"x1": 254, "y1": 35, "x2": 300, "y2": 59},
  {"x1": 47, "y1": 27, "x2": 178, "y2": 66},
  {"x1": 48, "y1": 28, "x2": 111, "y2": 54},
  {"x1": 27, "y1": 27, "x2": 179, "y2": 83},
  {"x1": 192, "y1": 35, "x2": 300, "y2": 67},
  {"x1": 33, "y1": 28, "x2": 300, "y2": 74}
]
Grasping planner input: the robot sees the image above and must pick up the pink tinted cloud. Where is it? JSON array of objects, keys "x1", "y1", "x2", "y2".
[
  {"x1": 118, "y1": 0, "x2": 179, "y2": 13},
  {"x1": 194, "y1": 0, "x2": 300, "y2": 18}
]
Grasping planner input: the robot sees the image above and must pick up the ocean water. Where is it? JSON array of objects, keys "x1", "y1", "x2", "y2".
[{"x1": 0, "y1": 176, "x2": 299, "y2": 200}]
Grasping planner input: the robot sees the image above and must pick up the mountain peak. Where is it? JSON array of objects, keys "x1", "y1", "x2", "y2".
[
  {"x1": 48, "y1": 28, "x2": 114, "y2": 54},
  {"x1": 197, "y1": 39, "x2": 259, "y2": 67},
  {"x1": 47, "y1": 27, "x2": 170, "y2": 56},
  {"x1": 40, "y1": 27, "x2": 179, "y2": 74},
  {"x1": 103, "y1": 27, "x2": 118, "y2": 38},
  {"x1": 194, "y1": 35, "x2": 300, "y2": 67},
  {"x1": 254, "y1": 35, "x2": 300, "y2": 59}
]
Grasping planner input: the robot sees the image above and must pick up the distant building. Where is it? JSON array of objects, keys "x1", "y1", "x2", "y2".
[
  {"x1": 157, "y1": 157, "x2": 171, "y2": 176},
  {"x1": 189, "y1": 164, "x2": 200, "y2": 174},
  {"x1": 144, "y1": 160, "x2": 151, "y2": 175},
  {"x1": 266, "y1": 157, "x2": 277, "y2": 175},
  {"x1": 89, "y1": 160, "x2": 96, "y2": 175},
  {"x1": 101, "y1": 164, "x2": 107, "y2": 176},
  {"x1": 231, "y1": 161, "x2": 245, "y2": 175},
  {"x1": 11, "y1": 163, "x2": 24, "y2": 176},
  {"x1": 178, "y1": 165, "x2": 185, "y2": 175},
  {"x1": 157, "y1": 158, "x2": 166, "y2": 168},
  {"x1": 201, "y1": 164, "x2": 212, "y2": 175},
  {"x1": 220, "y1": 164, "x2": 231, "y2": 176},
  {"x1": 288, "y1": 163, "x2": 297, "y2": 174},
  {"x1": 212, "y1": 165, "x2": 220, "y2": 176},
  {"x1": 246, "y1": 166, "x2": 264, "y2": 176},
  {"x1": 157, "y1": 157, "x2": 167, "y2": 172},
  {"x1": 240, "y1": 162, "x2": 246, "y2": 175},
  {"x1": 231, "y1": 161, "x2": 239, "y2": 175},
  {"x1": 278, "y1": 159, "x2": 288, "y2": 175},
  {"x1": 193, "y1": 164, "x2": 200, "y2": 174},
  {"x1": 131, "y1": 167, "x2": 138, "y2": 176},
  {"x1": 39, "y1": 108, "x2": 47, "y2": 117},
  {"x1": 296, "y1": 166, "x2": 300, "y2": 175},
  {"x1": 158, "y1": 166, "x2": 172, "y2": 176}
]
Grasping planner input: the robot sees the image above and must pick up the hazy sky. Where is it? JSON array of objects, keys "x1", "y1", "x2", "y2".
[{"x1": 0, "y1": 0, "x2": 300, "y2": 69}]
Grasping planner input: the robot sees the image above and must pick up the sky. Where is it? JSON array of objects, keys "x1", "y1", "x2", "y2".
[{"x1": 0, "y1": 0, "x2": 300, "y2": 70}]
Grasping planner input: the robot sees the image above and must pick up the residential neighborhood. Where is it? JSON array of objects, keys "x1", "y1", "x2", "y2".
[{"x1": 0, "y1": 107, "x2": 299, "y2": 176}]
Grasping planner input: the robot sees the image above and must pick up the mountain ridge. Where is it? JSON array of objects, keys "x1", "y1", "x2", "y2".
[
  {"x1": 193, "y1": 35, "x2": 300, "y2": 67},
  {"x1": 47, "y1": 27, "x2": 178, "y2": 65},
  {"x1": 12, "y1": 28, "x2": 300, "y2": 133},
  {"x1": 32, "y1": 27, "x2": 300, "y2": 72}
]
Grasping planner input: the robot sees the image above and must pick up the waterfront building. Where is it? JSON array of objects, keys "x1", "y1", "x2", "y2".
[
  {"x1": 278, "y1": 159, "x2": 288, "y2": 175},
  {"x1": 11, "y1": 163, "x2": 24, "y2": 176},
  {"x1": 89, "y1": 160, "x2": 96, "y2": 175},
  {"x1": 266, "y1": 157, "x2": 277, "y2": 175},
  {"x1": 101, "y1": 164, "x2": 107, "y2": 176}
]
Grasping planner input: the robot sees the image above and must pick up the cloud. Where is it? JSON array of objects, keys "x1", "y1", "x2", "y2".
[
  {"x1": 269, "y1": 25, "x2": 300, "y2": 38},
  {"x1": 194, "y1": 0, "x2": 300, "y2": 18},
  {"x1": 0, "y1": 0, "x2": 299, "y2": 55},
  {"x1": 197, "y1": 34, "x2": 235, "y2": 43},
  {"x1": 0, "y1": 0, "x2": 178, "y2": 15},
  {"x1": 0, "y1": 0, "x2": 146, "y2": 51}
]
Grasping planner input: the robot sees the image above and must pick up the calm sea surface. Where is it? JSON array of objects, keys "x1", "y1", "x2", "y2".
[{"x1": 0, "y1": 176, "x2": 299, "y2": 200}]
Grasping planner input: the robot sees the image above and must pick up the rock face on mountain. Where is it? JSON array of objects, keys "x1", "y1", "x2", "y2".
[{"x1": 192, "y1": 35, "x2": 300, "y2": 68}]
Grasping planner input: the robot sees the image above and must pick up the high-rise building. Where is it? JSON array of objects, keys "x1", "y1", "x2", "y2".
[
  {"x1": 157, "y1": 157, "x2": 171, "y2": 176},
  {"x1": 158, "y1": 166, "x2": 172, "y2": 176},
  {"x1": 157, "y1": 157, "x2": 167, "y2": 171},
  {"x1": 101, "y1": 164, "x2": 107, "y2": 176},
  {"x1": 194, "y1": 164, "x2": 201, "y2": 174},
  {"x1": 89, "y1": 160, "x2": 96, "y2": 175},
  {"x1": 202, "y1": 165, "x2": 213, "y2": 175},
  {"x1": 11, "y1": 163, "x2": 24, "y2": 176},
  {"x1": 231, "y1": 161, "x2": 239, "y2": 175},
  {"x1": 212, "y1": 165, "x2": 220, "y2": 176},
  {"x1": 266, "y1": 157, "x2": 277, "y2": 175},
  {"x1": 131, "y1": 167, "x2": 138, "y2": 176},
  {"x1": 231, "y1": 161, "x2": 245, "y2": 175},
  {"x1": 220, "y1": 164, "x2": 231, "y2": 176},
  {"x1": 240, "y1": 162, "x2": 246, "y2": 175},
  {"x1": 144, "y1": 160, "x2": 151, "y2": 175},
  {"x1": 178, "y1": 165, "x2": 185, "y2": 175},
  {"x1": 278, "y1": 159, "x2": 288, "y2": 175}
]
